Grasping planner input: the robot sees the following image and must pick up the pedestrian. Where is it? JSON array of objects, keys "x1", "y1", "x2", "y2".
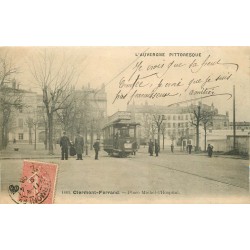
[
  {"x1": 207, "y1": 144, "x2": 213, "y2": 157},
  {"x1": 171, "y1": 143, "x2": 174, "y2": 153},
  {"x1": 13, "y1": 138, "x2": 16, "y2": 144},
  {"x1": 148, "y1": 139, "x2": 154, "y2": 156},
  {"x1": 93, "y1": 138, "x2": 100, "y2": 160},
  {"x1": 69, "y1": 140, "x2": 76, "y2": 157},
  {"x1": 132, "y1": 141, "x2": 138, "y2": 155},
  {"x1": 188, "y1": 144, "x2": 192, "y2": 154},
  {"x1": 75, "y1": 131, "x2": 84, "y2": 160},
  {"x1": 60, "y1": 131, "x2": 70, "y2": 160},
  {"x1": 155, "y1": 139, "x2": 159, "y2": 157}
]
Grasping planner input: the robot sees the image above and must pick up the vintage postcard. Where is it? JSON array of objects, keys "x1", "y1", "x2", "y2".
[{"x1": 0, "y1": 46, "x2": 249, "y2": 203}]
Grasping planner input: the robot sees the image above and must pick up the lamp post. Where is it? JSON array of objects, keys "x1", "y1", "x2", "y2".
[{"x1": 233, "y1": 85, "x2": 236, "y2": 151}]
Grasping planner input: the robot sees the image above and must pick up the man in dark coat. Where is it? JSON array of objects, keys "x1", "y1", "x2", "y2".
[
  {"x1": 188, "y1": 144, "x2": 193, "y2": 154},
  {"x1": 207, "y1": 144, "x2": 213, "y2": 157},
  {"x1": 93, "y1": 138, "x2": 100, "y2": 160},
  {"x1": 75, "y1": 131, "x2": 84, "y2": 160},
  {"x1": 148, "y1": 139, "x2": 154, "y2": 156},
  {"x1": 171, "y1": 143, "x2": 174, "y2": 153},
  {"x1": 60, "y1": 132, "x2": 70, "y2": 160},
  {"x1": 155, "y1": 139, "x2": 159, "y2": 157}
]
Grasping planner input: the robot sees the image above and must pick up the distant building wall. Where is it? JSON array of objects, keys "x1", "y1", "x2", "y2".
[
  {"x1": 207, "y1": 139, "x2": 227, "y2": 152},
  {"x1": 226, "y1": 135, "x2": 249, "y2": 155}
]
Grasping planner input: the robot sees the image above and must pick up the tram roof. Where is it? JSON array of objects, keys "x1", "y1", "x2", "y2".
[{"x1": 102, "y1": 119, "x2": 140, "y2": 129}]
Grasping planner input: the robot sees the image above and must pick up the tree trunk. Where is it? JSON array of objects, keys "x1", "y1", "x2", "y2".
[
  {"x1": 196, "y1": 124, "x2": 199, "y2": 151},
  {"x1": 1, "y1": 125, "x2": 4, "y2": 150},
  {"x1": 158, "y1": 127, "x2": 161, "y2": 152},
  {"x1": 29, "y1": 127, "x2": 32, "y2": 144},
  {"x1": 90, "y1": 122, "x2": 93, "y2": 150},
  {"x1": 34, "y1": 124, "x2": 37, "y2": 150},
  {"x1": 3, "y1": 125, "x2": 8, "y2": 149},
  {"x1": 48, "y1": 113, "x2": 54, "y2": 155},
  {"x1": 44, "y1": 122, "x2": 48, "y2": 150},
  {"x1": 162, "y1": 134, "x2": 165, "y2": 150},
  {"x1": 204, "y1": 127, "x2": 207, "y2": 152}
]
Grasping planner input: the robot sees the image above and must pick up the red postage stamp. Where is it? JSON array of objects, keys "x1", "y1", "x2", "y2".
[{"x1": 9, "y1": 160, "x2": 58, "y2": 204}]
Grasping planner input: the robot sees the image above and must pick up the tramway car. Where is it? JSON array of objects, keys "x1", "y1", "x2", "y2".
[{"x1": 102, "y1": 111, "x2": 140, "y2": 157}]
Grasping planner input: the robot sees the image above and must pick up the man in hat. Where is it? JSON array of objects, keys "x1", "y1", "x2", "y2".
[
  {"x1": 60, "y1": 132, "x2": 70, "y2": 160},
  {"x1": 75, "y1": 131, "x2": 84, "y2": 160},
  {"x1": 93, "y1": 138, "x2": 100, "y2": 160}
]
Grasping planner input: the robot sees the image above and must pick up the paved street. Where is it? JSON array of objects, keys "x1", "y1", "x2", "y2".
[{"x1": 0, "y1": 146, "x2": 249, "y2": 203}]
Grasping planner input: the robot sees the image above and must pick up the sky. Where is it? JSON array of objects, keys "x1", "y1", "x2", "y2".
[{"x1": 1, "y1": 46, "x2": 249, "y2": 121}]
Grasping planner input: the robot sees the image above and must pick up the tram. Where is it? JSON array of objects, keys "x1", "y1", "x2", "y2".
[{"x1": 102, "y1": 111, "x2": 140, "y2": 157}]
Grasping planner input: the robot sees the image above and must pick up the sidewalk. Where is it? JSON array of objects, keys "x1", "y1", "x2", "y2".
[
  {"x1": 1, "y1": 143, "x2": 248, "y2": 160},
  {"x1": 0, "y1": 143, "x2": 94, "y2": 160},
  {"x1": 137, "y1": 146, "x2": 249, "y2": 160},
  {"x1": 0, "y1": 143, "x2": 60, "y2": 160}
]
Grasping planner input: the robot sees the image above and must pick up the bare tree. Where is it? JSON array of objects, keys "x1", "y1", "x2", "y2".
[
  {"x1": 141, "y1": 113, "x2": 157, "y2": 142},
  {"x1": 200, "y1": 110, "x2": 214, "y2": 151},
  {"x1": 190, "y1": 105, "x2": 215, "y2": 151},
  {"x1": 0, "y1": 52, "x2": 19, "y2": 86},
  {"x1": 160, "y1": 122, "x2": 166, "y2": 150},
  {"x1": 26, "y1": 117, "x2": 33, "y2": 144},
  {"x1": 169, "y1": 130, "x2": 176, "y2": 144},
  {"x1": 0, "y1": 52, "x2": 23, "y2": 149},
  {"x1": 190, "y1": 105, "x2": 202, "y2": 151},
  {"x1": 28, "y1": 49, "x2": 80, "y2": 154},
  {"x1": 153, "y1": 114, "x2": 165, "y2": 151}
]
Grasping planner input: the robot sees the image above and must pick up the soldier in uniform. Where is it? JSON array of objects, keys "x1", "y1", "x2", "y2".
[
  {"x1": 60, "y1": 131, "x2": 70, "y2": 160},
  {"x1": 93, "y1": 138, "x2": 100, "y2": 160},
  {"x1": 75, "y1": 131, "x2": 84, "y2": 160}
]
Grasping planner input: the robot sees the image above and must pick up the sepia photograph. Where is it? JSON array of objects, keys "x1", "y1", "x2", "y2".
[
  {"x1": 1, "y1": 1, "x2": 250, "y2": 250},
  {"x1": 0, "y1": 46, "x2": 249, "y2": 204}
]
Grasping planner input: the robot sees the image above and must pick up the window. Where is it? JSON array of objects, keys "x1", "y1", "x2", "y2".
[
  {"x1": 173, "y1": 115, "x2": 176, "y2": 120},
  {"x1": 186, "y1": 114, "x2": 189, "y2": 120},
  {"x1": 18, "y1": 133, "x2": 23, "y2": 140},
  {"x1": 224, "y1": 122, "x2": 227, "y2": 127}
]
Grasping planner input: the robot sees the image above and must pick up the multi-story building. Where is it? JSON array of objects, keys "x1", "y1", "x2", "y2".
[
  {"x1": 229, "y1": 121, "x2": 250, "y2": 131},
  {"x1": 8, "y1": 84, "x2": 108, "y2": 146},
  {"x1": 127, "y1": 101, "x2": 229, "y2": 148}
]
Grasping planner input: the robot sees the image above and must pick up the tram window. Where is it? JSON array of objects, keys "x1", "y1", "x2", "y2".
[
  {"x1": 129, "y1": 128, "x2": 135, "y2": 137},
  {"x1": 119, "y1": 128, "x2": 129, "y2": 138}
]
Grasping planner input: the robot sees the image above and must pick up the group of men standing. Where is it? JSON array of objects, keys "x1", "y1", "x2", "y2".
[
  {"x1": 148, "y1": 139, "x2": 160, "y2": 157},
  {"x1": 59, "y1": 131, "x2": 100, "y2": 160}
]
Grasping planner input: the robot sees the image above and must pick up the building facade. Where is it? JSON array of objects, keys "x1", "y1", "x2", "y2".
[
  {"x1": 127, "y1": 101, "x2": 229, "y2": 149},
  {"x1": 7, "y1": 84, "x2": 108, "y2": 147}
]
